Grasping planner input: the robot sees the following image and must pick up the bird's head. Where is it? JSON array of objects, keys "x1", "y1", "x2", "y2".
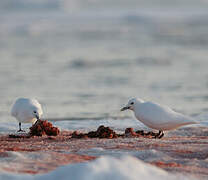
[
  {"x1": 32, "y1": 108, "x2": 42, "y2": 121},
  {"x1": 120, "y1": 98, "x2": 144, "y2": 112}
]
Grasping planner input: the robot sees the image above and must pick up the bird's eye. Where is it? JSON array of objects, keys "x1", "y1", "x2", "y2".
[
  {"x1": 130, "y1": 102, "x2": 134, "y2": 105},
  {"x1": 33, "y1": 111, "x2": 37, "y2": 113}
]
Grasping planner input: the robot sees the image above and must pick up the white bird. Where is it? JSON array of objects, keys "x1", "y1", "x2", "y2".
[
  {"x1": 11, "y1": 98, "x2": 43, "y2": 132},
  {"x1": 121, "y1": 98, "x2": 197, "y2": 138}
]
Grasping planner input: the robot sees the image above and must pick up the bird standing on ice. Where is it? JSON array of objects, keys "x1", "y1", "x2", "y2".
[
  {"x1": 11, "y1": 98, "x2": 43, "y2": 132},
  {"x1": 121, "y1": 98, "x2": 197, "y2": 138}
]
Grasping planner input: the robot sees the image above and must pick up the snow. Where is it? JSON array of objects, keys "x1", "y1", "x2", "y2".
[{"x1": 0, "y1": 155, "x2": 192, "y2": 180}]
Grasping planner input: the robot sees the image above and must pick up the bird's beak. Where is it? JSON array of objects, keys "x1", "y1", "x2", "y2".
[
  {"x1": 120, "y1": 106, "x2": 130, "y2": 111},
  {"x1": 35, "y1": 114, "x2": 40, "y2": 121}
]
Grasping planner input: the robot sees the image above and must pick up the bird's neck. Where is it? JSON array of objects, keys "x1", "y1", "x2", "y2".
[{"x1": 132, "y1": 100, "x2": 143, "y2": 112}]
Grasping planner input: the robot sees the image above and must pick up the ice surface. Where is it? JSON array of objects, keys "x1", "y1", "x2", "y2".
[
  {"x1": 1, "y1": 0, "x2": 208, "y2": 123},
  {"x1": 1, "y1": 125, "x2": 207, "y2": 179}
]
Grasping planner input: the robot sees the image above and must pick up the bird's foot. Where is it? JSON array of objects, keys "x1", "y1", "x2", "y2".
[
  {"x1": 158, "y1": 132, "x2": 164, "y2": 139},
  {"x1": 17, "y1": 129, "x2": 25, "y2": 133},
  {"x1": 154, "y1": 131, "x2": 164, "y2": 139},
  {"x1": 134, "y1": 130, "x2": 164, "y2": 139}
]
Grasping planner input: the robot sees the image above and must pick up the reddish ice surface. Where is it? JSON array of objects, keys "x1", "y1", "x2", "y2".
[{"x1": 0, "y1": 125, "x2": 208, "y2": 180}]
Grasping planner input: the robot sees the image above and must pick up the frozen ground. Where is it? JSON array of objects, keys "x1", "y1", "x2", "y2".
[{"x1": 0, "y1": 125, "x2": 208, "y2": 179}]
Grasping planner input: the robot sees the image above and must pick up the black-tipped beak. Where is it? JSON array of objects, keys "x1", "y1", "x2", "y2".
[
  {"x1": 35, "y1": 115, "x2": 40, "y2": 121},
  {"x1": 120, "y1": 106, "x2": 129, "y2": 111}
]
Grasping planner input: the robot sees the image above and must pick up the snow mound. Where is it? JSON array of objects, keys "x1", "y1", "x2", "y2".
[{"x1": 0, "y1": 155, "x2": 192, "y2": 180}]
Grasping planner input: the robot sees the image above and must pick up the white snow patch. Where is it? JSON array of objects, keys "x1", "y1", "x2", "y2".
[{"x1": 0, "y1": 155, "x2": 192, "y2": 180}]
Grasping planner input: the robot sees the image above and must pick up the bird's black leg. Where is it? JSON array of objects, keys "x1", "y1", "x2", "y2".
[
  {"x1": 18, "y1": 122, "x2": 22, "y2": 132},
  {"x1": 154, "y1": 130, "x2": 160, "y2": 138},
  {"x1": 17, "y1": 122, "x2": 24, "y2": 132},
  {"x1": 158, "y1": 130, "x2": 164, "y2": 139},
  {"x1": 154, "y1": 130, "x2": 164, "y2": 139}
]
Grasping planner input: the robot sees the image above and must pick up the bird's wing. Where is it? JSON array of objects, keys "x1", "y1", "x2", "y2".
[
  {"x1": 137, "y1": 102, "x2": 195, "y2": 128},
  {"x1": 11, "y1": 98, "x2": 29, "y2": 118},
  {"x1": 11, "y1": 99, "x2": 21, "y2": 117},
  {"x1": 11, "y1": 104, "x2": 17, "y2": 117}
]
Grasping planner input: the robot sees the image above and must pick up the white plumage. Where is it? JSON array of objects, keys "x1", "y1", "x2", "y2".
[
  {"x1": 121, "y1": 98, "x2": 197, "y2": 138},
  {"x1": 11, "y1": 98, "x2": 43, "y2": 131}
]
